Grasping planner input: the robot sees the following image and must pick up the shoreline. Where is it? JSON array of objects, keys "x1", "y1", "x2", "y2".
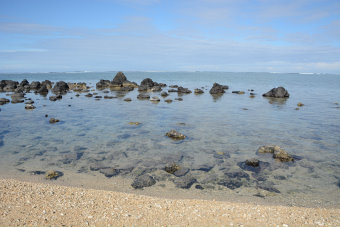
[{"x1": 1, "y1": 178, "x2": 339, "y2": 226}]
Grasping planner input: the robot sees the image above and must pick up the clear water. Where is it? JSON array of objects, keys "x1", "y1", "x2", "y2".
[{"x1": 0, "y1": 72, "x2": 339, "y2": 208}]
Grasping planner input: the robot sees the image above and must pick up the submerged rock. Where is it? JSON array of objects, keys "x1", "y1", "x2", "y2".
[
  {"x1": 164, "y1": 163, "x2": 180, "y2": 174},
  {"x1": 218, "y1": 178, "x2": 243, "y2": 190},
  {"x1": 273, "y1": 149, "x2": 294, "y2": 162},
  {"x1": 263, "y1": 87, "x2": 289, "y2": 98},
  {"x1": 45, "y1": 170, "x2": 63, "y2": 180},
  {"x1": 173, "y1": 175, "x2": 196, "y2": 189},
  {"x1": 297, "y1": 102, "x2": 304, "y2": 107},
  {"x1": 164, "y1": 99, "x2": 173, "y2": 103},
  {"x1": 99, "y1": 167, "x2": 119, "y2": 178},
  {"x1": 129, "y1": 122, "x2": 141, "y2": 125},
  {"x1": 131, "y1": 174, "x2": 156, "y2": 189},
  {"x1": 165, "y1": 130, "x2": 186, "y2": 140},
  {"x1": 124, "y1": 98, "x2": 132, "y2": 102},
  {"x1": 49, "y1": 95, "x2": 62, "y2": 101},
  {"x1": 257, "y1": 145, "x2": 294, "y2": 162}
]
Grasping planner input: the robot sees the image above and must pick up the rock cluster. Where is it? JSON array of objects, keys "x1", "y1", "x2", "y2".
[{"x1": 257, "y1": 145, "x2": 294, "y2": 162}]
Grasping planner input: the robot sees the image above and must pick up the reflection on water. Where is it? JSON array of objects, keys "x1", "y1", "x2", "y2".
[{"x1": 0, "y1": 72, "x2": 340, "y2": 208}]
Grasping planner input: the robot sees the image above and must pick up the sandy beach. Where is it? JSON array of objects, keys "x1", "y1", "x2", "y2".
[{"x1": 0, "y1": 178, "x2": 339, "y2": 226}]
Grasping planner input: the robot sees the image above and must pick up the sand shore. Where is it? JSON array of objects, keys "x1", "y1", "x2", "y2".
[{"x1": 0, "y1": 178, "x2": 339, "y2": 226}]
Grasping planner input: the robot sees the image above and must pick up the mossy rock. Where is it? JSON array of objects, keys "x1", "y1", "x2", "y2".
[{"x1": 45, "y1": 170, "x2": 63, "y2": 180}]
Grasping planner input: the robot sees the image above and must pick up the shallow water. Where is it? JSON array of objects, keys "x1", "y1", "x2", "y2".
[{"x1": 0, "y1": 72, "x2": 339, "y2": 208}]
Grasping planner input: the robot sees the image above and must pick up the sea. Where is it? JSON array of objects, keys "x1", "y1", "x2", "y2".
[{"x1": 0, "y1": 71, "x2": 339, "y2": 208}]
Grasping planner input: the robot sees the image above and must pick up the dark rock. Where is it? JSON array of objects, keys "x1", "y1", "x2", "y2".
[
  {"x1": 225, "y1": 171, "x2": 250, "y2": 180},
  {"x1": 194, "y1": 88, "x2": 204, "y2": 94},
  {"x1": 94, "y1": 96, "x2": 102, "y2": 99},
  {"x1": 25, "y1": 104, "x2": 36, "y2": 110},
  {"x1": 30, "y1": 81, "x2": 41, "y2": 90},
  {"x1": 238, "y1": 160, "x2": 270, "y2": 173},
  {"x1": 49, "y1": 95, "x2": 62, "y2": 101},
  {"x1": 2, "y1": 80, "x2": 19, "y2": 92},
  {"x1": 45, "y1": 114, "x2": 48, "y2": 118},
  {"x1": 52, "y1": 81, "x2": 69, "y2": 94},
  {"x1": 25, "y1": 100, "x2": 34, "y2": 104},
  {"x1": 49, "y1": 118, "x2": 59, "y2": 124},
  {"x1": 218, "y1": 179, "x2": 243, "y2": 190},
  {"x1": 274, "y1": 175, "x2": 287, "y2": 180},
  {"x1": 161, "y1": 91, "x2": 169, "y2": 97},
  {"x1": 257, "y1": 182, "x2": 280, "y2": 193},
  {"x1": 151, "y1": 86, "x2": 162, "y2": 92},
  {"x1": 232, "y1": 91, "x2": 245, "y2": 94},
  {"x1": 37, "y1": 85, "x2": 48, "y2": 94},
  {"x1": 175, "y1": 98, "x2": 183, "y2": 101},
  {"x1": 11, "y1": 92, "x2": 25, "y2": 99},
  {"x1": 120, "y1": 86, "x2": 134, "y2": 92},
  {"x1": 138, "y1": 85, "x2": 148, "y2": 92},
  {"x1": 169, "y1": 85, "x2": 178, "y2": 88},
  {"x1": 192, "y1": 163, "x2": 215, "y2": 172},
  {"x1": 60, "y1": 151, "x2": 84, "y2": 164},
  {"x1": 11, "y1": 98, "x2": 24, "y2": 104},
  {"x1": 173, "y1": 167, "x2": 190, "y2": 177},
  {"x1": 96, "y1": 80, "x2": 111, "y2": 89},
  {"x1": 104, "y1": 95, "x2": 116, "y2": 99},
  {"x1": 164, "y1": 163, "x2": 180, "y2": 174},
  {"x1": 85, "y1": 93, "x2": 93, "y2": 97},
  {"x1": 41, "y1": 80, "x2": 52, "y2": 89},
  {"x1": 99, "y1": 167, "x2": 119, "y2": 178},
  {"x1": 29, "y1": 170, "x2": 46, "y2": 175},
  {"x1": 124, "y1": 98, "x2": 132, "y2": 102},
  {"x1": 262, "y1": 87, "x2": 289, "y2": 98},
  {"x1": 0, "y1": 98, "x2": 10, "y2": 105},
  {"x1": 209, "y1": 83, "x2": 228, "y2": 94},
  {"x1": 112, "y1": 71, "x2": 127, "y2": 85},
  {"x1": 165, "y1": 130, "x2": 186, "y2": 140},
  {"x1": 164, "y1": 99, "x2": 172, "y2": 103},
  {"x1": 195, "y1": 185, "x2": 204, "y2": 190},
  {"x1": 168, "y1": 89, "x2": 178, "y2": 92},
  {"x1": 20, "y1": 79, "x2": 29, "y2": 87},
  {"x1": 131, "y1": 174, "x2": 156, "y2": 189},
  {"x1": 177, "y1": 87, "x2": 192, "y2": 94},
  {"x1": 245, "y1": 158, "x2": 259, "y2": 167},
  {"x1": 173, "y1": 175, "x2": 196, "y2": 189},
  {"x1": 137, "y1": 93, "x2": 150, "y2": 100},
  {"x1": 140, "y1": 78, "x2": 155, "y2": 88}
]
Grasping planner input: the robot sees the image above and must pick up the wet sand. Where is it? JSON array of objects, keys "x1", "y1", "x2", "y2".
[{"x1": 1, "y1": 178, "x2": 339, "y2": 226}]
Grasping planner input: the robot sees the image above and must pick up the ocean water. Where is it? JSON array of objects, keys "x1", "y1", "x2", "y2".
[{"x1": 0, "y1": 71, "x2": 339, "y2": 208}]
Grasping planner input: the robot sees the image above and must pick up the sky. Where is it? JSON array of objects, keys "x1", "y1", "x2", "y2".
[{"x1": 0, "y1": 0, "x2": 339, "y2": 73}]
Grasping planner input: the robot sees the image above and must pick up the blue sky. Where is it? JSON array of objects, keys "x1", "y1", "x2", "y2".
[{"x1": 0, "y1": 0, "x2": 339, "y2": 73}]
